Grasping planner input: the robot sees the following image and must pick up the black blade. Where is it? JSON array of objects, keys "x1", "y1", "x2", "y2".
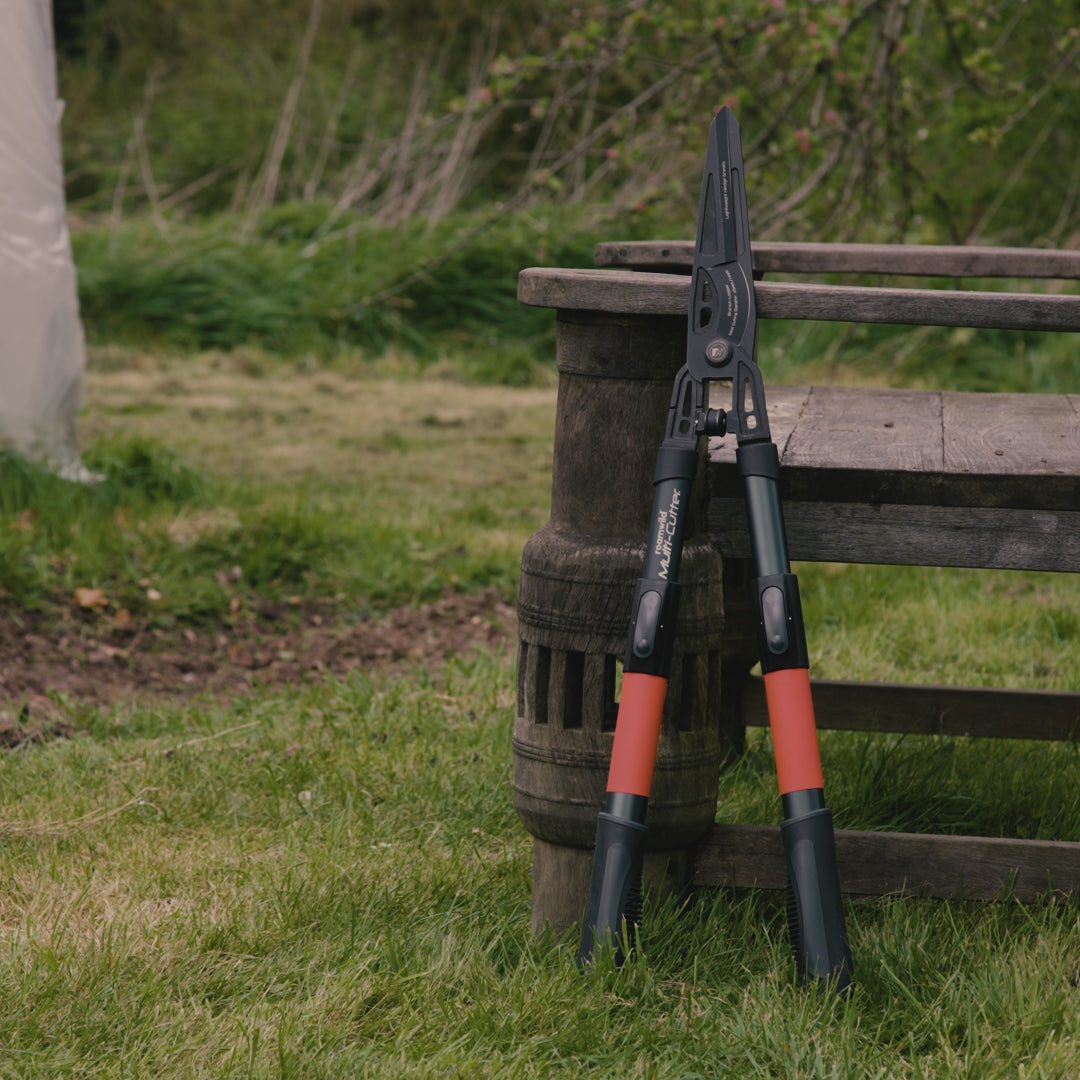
[{"x1": 686, "y1": 107, "x2": 757, "y2": 383}]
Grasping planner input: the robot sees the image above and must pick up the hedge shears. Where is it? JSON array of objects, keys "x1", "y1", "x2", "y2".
[{"x1": 578, "y1": 107, "x2": 852, "y2": 992}]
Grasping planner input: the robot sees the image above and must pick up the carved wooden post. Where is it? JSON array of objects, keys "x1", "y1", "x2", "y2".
[{"x1": 512, "y1": 304, "x2": 728, "y2": 935}]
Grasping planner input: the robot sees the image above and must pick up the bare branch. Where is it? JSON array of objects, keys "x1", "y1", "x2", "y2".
[
  {"x1": 241, "y1": 0, "x2": 325, "y2": 240},
  {"x1": 303, "y1": 43, "x2": 363, "y2": 202}
]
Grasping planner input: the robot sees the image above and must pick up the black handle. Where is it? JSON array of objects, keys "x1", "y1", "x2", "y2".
[
  {"x1": 577, "y1": 812, "x2": 647, "y2": 967},
  {"x1": 578, "y1": 436, "x2": 697, "y2": 969},
  {"x1": 782, "y1": 807, "x2": 853, "y2": 993}
]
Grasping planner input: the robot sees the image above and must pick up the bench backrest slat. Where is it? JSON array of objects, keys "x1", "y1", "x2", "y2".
[
  {"x1": 595, "y1": 240, "x2": 1080, "y2": 279},
  {"x1": 517, "y1": 267, "x2": 1080, "y2": 333}
]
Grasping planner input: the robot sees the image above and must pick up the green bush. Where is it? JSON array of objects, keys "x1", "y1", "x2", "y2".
[{"x1": 72, "y1": 207, "x2": 601, "y2": 363}]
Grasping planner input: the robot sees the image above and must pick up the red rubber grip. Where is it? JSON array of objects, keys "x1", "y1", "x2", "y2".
[
  {"x1": 763, "y1": 667, "x2": 824, "y2": 795},
  {"x1": 606, "y1": 672, "x2": 668, "y2": 797}
]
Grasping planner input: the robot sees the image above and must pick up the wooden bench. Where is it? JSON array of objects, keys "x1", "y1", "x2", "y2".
[{"x1": 517, "y1": 241, "x2": 1080, "y2": 904}]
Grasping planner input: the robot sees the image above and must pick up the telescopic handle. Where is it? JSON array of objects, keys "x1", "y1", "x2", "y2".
[
  {"x1": 738, "y1": 440, "x2": 853, "y2": 993},
  {"x1": 577, "y1": 443, "x2": 698, "y2": 968}
]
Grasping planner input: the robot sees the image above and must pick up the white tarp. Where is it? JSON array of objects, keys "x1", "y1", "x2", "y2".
[{"x1": 0, "y1": 0, "x2": 88, "y2": 476}]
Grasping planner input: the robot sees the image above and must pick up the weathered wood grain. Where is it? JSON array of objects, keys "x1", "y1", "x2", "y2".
[
  {"x1": 518, "y1": 267, "x2": 1080, "y2": 332},
  {"x1": 594, "y1": 240, "x2": 1080, "y2": 279},
  {"x1": 758, "y1": 281, "x2": 1080, "y2": 331},
  {"x1": 694, "y1": 823, "x2": 1080, "y2": 899},
  {"x1": 737, "y1": 676, "x2": 1080, "y2": 741},
  {"x1": 707, "y1": 386, "x2": 1080, "y2": 511},
  {"x1": 708, "y1": 498, "x2": 1080, "y2": 571},
  {"x1": 518, "y1": 267, "x2": 682, "y2": 316},
  {"x1": 782, "y1": 385, "x2": 943, "y2": 474},
  {"x1": 942, "y1": 392, "x2": 1080, "y2": 494}
]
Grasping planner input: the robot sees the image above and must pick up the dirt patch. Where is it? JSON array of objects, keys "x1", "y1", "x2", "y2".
[{"x1": 2, "y1": 589, "x2": 518, "y2": 729}]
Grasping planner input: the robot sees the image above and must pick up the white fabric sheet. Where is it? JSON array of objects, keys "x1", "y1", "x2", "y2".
[{"x1": 0, "y1": 0, "x2": 88, "y2": 475}]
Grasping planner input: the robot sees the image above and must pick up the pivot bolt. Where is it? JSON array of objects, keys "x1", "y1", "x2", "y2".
[
  {"x1": 696, "y1": 408, "x2": 727, "y2": 436},
  {"x1": 705, "y1": 339, "x2": 731, "y2": 365}
]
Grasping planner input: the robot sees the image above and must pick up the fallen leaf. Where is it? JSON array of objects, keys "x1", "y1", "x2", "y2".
[{"x1": 74, "y1": 587, "x2": 109, "y2": 610}]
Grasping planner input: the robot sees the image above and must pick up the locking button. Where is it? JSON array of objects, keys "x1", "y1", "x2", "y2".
[
  {"x1": 761, "y1": 585, "x2": 789, "y2": 654},
  {"x1": 632, "y1": 590, "x2": 663, "y2": 658}
]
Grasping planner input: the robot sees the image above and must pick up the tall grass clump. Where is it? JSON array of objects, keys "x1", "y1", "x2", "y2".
[
  {"x1": 0, "y1": 435, "x2": 206, "y2": 517},
  {"x1": 0, "y1": 437, "x2": 215, "y2": 612},
  {"x1": 72, "y1": 206, "x2": 610, "y2": 371}
]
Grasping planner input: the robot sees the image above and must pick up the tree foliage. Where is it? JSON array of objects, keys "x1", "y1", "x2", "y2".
[{"x1": 56, "y1": 0, "x2": 1080, "y2": 245}]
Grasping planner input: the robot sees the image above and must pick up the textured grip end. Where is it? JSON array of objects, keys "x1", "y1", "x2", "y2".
[
  {"x1": 577, "y1": 812, "x2": 648, "y2": 968},
  {"x1": 782, "y1": 807, "x2": 852, "y2": 994}
]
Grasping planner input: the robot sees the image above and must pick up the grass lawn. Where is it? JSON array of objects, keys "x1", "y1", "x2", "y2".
[{"x1": 0, "y1": 345, "x2": 1078, "y2": 1077}]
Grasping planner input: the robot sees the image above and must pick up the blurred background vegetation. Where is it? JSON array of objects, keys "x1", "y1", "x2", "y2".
[{"x1": 51, "y1": 0, "x2": 1080, "y2": 367}]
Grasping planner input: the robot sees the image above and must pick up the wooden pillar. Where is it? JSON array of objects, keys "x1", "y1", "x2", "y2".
[{"x1": 511, "y1": 308, "x2": 734, "y2": 936}]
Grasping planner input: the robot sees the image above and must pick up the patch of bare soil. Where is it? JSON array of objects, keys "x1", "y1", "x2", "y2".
[{"x1": 1, "y1": 589, "x2": 518, "y2": 740}]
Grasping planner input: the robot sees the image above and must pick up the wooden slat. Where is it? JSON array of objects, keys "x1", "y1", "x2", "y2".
[
  {"x1": 694, "y1": 823, "x2": 1080, "y2": 899},
  {"x1": 783, "y1": 385, "x2": 943, "y2": 475},
  {"x1": 519, "y1": 267, "x2": 680, "y2": 316},
  {"x1": 738, "y1": 676, "x2": 1080, "y2": 741},
  {"x1": 942, "y1": 392, "x2": 1080, "y2": 500},
  {"x1": 708, "y1": 387, "x2": 1080, "y2": 510},
  {"x1": 708, "y1": 498, "x2": 1080, "y2": 571},
  {"x1": 709, "y1": 385, "x2": 941, "y2": 479},
  {"x1": 759, "y1": 281, "x2": 1080, "y2": 331},
  {"x1": 594, "y1": 240, "x2": 1080, "y2": 279},
  {"x1": 517, "y1": 268, "x2": 1080, "y2": 332}
]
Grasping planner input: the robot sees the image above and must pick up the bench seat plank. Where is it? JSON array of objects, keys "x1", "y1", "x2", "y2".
[
  {"x1": 781, "y1": 385, "x2": 942, "y2": 475},
  {"x1": 942, "y1": 391, "x2": 1080, "y2": 499},
  {"x1": 709, "y1": 385, "x2": 1080, "y2": 512}
]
